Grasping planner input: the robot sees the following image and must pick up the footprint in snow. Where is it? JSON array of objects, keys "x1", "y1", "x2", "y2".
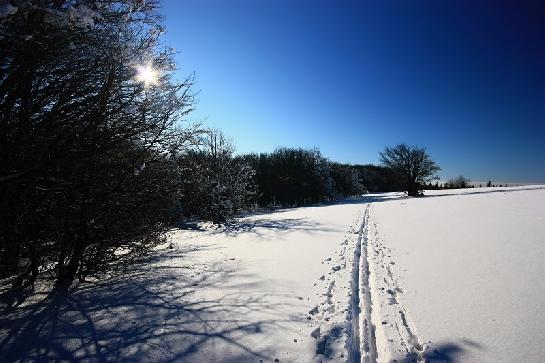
[{"x1": 311, "y1": 326, "x2": 321, "y2": 339}]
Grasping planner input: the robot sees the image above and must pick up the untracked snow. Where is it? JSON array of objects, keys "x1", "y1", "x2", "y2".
[{"x1": 368, "y1": 186, "x2": 545, "y2": 362}]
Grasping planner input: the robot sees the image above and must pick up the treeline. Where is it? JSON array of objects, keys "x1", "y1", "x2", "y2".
[
  {"x1": 424, "y1": 177, "x2": 507, "y2": 189},
  {"x1": 241, "y1": 148, "x2": 363, "y2": 206},
  {"x1": 0, "y1": 0, "x2": 465, "y2": 292},
  {"x1": 176, "y1": 134, "x2": 449, "y2": 221},
  {"x1": 176, "y1": 132, "x2": 366, "y2": 222},
  {"x1": 423, "y1": 176, "x2": 472, "y2": 190}
]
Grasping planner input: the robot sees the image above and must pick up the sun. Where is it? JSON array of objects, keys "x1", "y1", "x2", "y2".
[{"x1": 136, "y1": 64, "x2": 159, "y2": 87}]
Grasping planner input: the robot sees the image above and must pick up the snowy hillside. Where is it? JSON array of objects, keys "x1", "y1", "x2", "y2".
[{"x1": 1, "y1": 186, "x2": 544, "y2": 362}]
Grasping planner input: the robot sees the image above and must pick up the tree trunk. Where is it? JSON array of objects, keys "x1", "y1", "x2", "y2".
[
  {"x1": 55, "y1": 246, "x2": 83, "y2": 289},
  {"x1": 407, "y1": 182, "x2": 420, "y2": 197}
]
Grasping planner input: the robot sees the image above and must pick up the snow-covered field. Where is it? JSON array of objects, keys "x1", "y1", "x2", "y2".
[
  {"x1": 1, "y1": 186, "x2": 544, "y2": 362},
  {"x1": 368, "y1": 186, "x2": 545, "y2": 362},
  {"x1": 0, "y1": 199, "x2": 369, "y2": 362}
]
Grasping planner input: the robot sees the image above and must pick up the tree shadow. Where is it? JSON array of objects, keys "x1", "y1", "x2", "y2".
[
  {"x1": 422, "y1": 343, "x2": 463, "y2": 362},
  {"x1": 364, "y1": 192, "x2": 406, "y2": 203},
  {"x1": 421, "y1": 186, "x2": 545, "y2": 199},
  {"x1": 400, "y1": 338, "x2": 485, "y2": 363},
  {"x1": 175, "y1": 222, "x2": 207, "y2": 232},
  {"x1": 0, "y1": 287, "x2": 35, "y2": 315},
  {"x1": 173, "y1": 195, "x2": 404, "y2": 239},
  {"x1": 315, "y1": 323, "x2": 345, "y2": 359},
  {"x1": 0, "y1": 246, "x2": 299, "y2": 362},
  {"x1": 212, "y1": 217, "x2": 340, "y2": 238},
  {"x1": 357, "y1": 186, "x2": 545, "y2": 205}
]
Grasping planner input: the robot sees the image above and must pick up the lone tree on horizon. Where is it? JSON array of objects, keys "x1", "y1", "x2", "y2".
[{"x1": 379, "y1": 144, "x2": 440, "y2": 196}]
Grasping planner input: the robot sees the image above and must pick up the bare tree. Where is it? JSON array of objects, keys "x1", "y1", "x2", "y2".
[
  {"x1": 379, "y1": 144, "x2": 440, "y2": 196},
  {"x1": 447, "y1": 176, "x2": 471, "y2": 189}
]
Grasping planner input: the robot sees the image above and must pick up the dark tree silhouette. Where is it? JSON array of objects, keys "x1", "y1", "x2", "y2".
[
  {"x1": 447, "y1": 176, "x2": 471, "y2": 189},
  {"x1": 0, "y1": 0, "x2": 198, "y2": 289},
  {"x1": 351, "y1": 164, "x2": 402, "y2": 192},
  {"x1": 242, "y1": 148, "x2": 338, "y2": 207},
  {"x1": 330, "y1": 163, "x2": 364, "y2": 198},
  {"x1": 379, "y1": 144, "x2": 440, "y2": 196}
]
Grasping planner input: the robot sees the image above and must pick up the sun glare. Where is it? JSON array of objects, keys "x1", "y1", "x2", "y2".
[{"x1": 136, "y1": 64, "x2": 159, "y2": 87}]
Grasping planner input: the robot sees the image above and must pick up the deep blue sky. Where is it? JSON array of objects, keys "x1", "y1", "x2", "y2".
[{"x1": 160, "y1": 0, "x2": 544, "y2": 182}]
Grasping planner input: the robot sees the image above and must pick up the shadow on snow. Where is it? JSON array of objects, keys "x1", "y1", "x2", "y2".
[
  {"x1": 0, "y1": 245, "x2": 299, "y2": 362},
  {"x1": 401, "y1": 338, "x2": 485, "y2": 363}
]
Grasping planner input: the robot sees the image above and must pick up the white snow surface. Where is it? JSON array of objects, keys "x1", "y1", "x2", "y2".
[
  {"x1": 1, "y1": 185, "x2": 544, "y2": 362},
  {"x1": 368, "y1": 185, "x2": 545, "y2": 362},
  {"x1": 0, "y1": 198, "x2": 369, "y2": 362}
]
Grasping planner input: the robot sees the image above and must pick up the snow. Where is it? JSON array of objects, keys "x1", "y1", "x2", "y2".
[
  {"x1": 67, "y1": 5, "x2": 101, "y2": 28},
  {"x1": 161, "y1": 201, "x2": 369, "y2": 362},
  {"x1": 1, "y1": 185, "x2": 544, "y2": 362},
  {"x1": 368, "y1": 185, "x2": 545, "y2": 362},
  {"x1": 0, "y1": 198, "x2": 369, "y2": 362}
]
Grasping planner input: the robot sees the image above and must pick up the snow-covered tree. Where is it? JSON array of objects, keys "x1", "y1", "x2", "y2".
[
  {"x1": 178, "y1": 129, "x2": 257, "y2": 224},
  {"x1": 0, "y1": 0, "x2": 198, "y2": 288},
  {"x1": 330, "y1": 163, "x2": 364, "y2": 198}
]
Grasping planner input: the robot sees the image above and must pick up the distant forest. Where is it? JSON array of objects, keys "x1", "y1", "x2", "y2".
[
  {"x1": 176, "y1": 128, "x2": 396, "y2": 223},
  {"x1": 141, "y1": 128, "x2": 480, "y2": 223}
]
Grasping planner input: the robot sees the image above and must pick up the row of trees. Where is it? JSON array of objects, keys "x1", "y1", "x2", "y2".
[
  {"x1": 0, "y1": 0, "x2": 448, "y2": 292},
  {"x1": 445, "y1": 176, "x2": 471, "y2": 189},
  {"x1": 242, "y1": 148, "x2": 363, "y2": 207},
  {"x1": 176, "y1": 136, "x2": 366, "y2": 222},
  {"x1": 177, "y1": 140, "x2": 450, "y2": 219}
]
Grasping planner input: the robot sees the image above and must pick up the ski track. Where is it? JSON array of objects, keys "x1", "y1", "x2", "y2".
[
  {"x1": 359, "y1": 205, "x2": 378, "y2": 363},
  {"x1": 308, "y1": 205, "x2": 369, "y2": 362},
  {"x1": 356, "y1": 203, "x2": 426, "y2": 363},
  {"x1": 310, "y1": 201, "x2": 418, "y2": 363},
  {"x1": 347, "y1": 206, "x2": 365, "y2": 363}
]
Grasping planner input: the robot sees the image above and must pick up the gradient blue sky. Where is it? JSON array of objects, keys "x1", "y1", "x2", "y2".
[{"x1": 160, "y1": 0, "x2": 544, "y2": 182}]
